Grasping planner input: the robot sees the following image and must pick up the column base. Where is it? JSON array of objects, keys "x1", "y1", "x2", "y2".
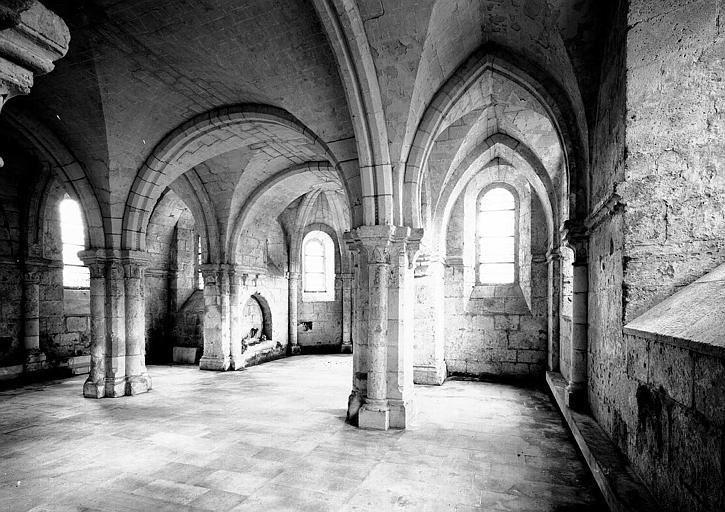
[
  {"x1": 125, "y1": 374, "x2": 152, "y2": 395},
  {"x1": 289, "y1": 344, "x2": 301, "y2": 356},
  {"x1": 199, "y1": 355, "x2": 231, "y2": 371},
  {"x1": 340, "y1": 342, "x2": 353, "y2": 354},
  {"x1": 83, "y1": 377, "x2": 105, "y2": 399},
  {"x1": 358, "y1": 401, "x2": 390, "y2": 430},
  {"x1": 105, "y1": 377, "x2": 127, "y2": 397},
  {"x1": 413, "y1": 363, "x2": 446, "y2": 385},
  {"x1": 347, "y1": 390, "x2": 363, "y2": 426},
  {"x1": 229, "y1": 355, "x2": 245, "y2": 371},
  {"x1": 24, "y1": 350, "x2": 46, "y2": 373},
  {"x1": 388, "y1": 398, "x2": 413, "y2": 429},
  {"x1": 565, "y1": 382, "x2": 588, "y2": 412}
]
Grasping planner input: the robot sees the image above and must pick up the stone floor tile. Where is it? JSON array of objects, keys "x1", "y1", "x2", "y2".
[{"x1": 0, "y1": 355, "x2": 605, "y2": 512}]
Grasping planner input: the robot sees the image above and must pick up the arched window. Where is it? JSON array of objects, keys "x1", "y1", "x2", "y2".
[
  {"x1": 477, "y1": 187, "x2": 516, "y2": 284},
  {"x1": 59, "y1": 195, "x2": 90, "y2": 288},
  {"x1": 302, "y1": 230, "x2": 335, "y2": 301}
]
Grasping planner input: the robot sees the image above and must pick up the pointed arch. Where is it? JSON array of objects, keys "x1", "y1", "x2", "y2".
[
  {"x1": 400, "y1": 46, "x2": 588, "y2": 230},
  {"x1": 122, "y1": 105, "x2": 354, "y2": 253}
]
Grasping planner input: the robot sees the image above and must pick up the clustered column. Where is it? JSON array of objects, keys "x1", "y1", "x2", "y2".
[
  {"x1": 79, "y1": 250, "x2": 152, "y2": 398},
  {"x1": 564, "y1": 225, "x2": 589, "y2": 411},
  {"x1": 287, "y1": 271, "x2": 301, "y2": 355},
  {"x1": 346, "y1": 226, "x2": 420, "y2": 430}
]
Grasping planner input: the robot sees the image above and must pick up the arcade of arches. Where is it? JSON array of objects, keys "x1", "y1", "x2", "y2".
[{"x1": 0, "y1": 1, "x2": 724, "y2": 511}]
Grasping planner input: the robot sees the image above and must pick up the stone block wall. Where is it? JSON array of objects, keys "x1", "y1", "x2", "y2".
[
  {"x1": 172, "y1": 290, "x2": 204, "y2": 356},
  {"x1": 440, "y1": 173, "x2": 549, "y2": 379},
  {"x1": 587, "y1": 2, "x2": 725, "y2": 510},
  {"x1": 0, "y1": 156, "x2": 25, "y2": 368},
  {"x1": 298, "y1": 277, "x2": 342, "y2": 348},
  {"x1": 619, "y1": 332, "x2": 724, "y2": 510}
]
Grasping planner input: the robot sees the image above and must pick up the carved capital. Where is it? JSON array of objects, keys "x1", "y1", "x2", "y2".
[{"x1": 561, "y1": 221, "x2": 588, "y2": 264}]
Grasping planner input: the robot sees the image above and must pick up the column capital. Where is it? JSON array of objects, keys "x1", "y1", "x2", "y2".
[
  {"x1": 121, "y1": 250, "x2": 150, "y2": 278},
  {"x1": 0, "y1": 2, "x2": 69, "y2": 119},
  {"x1": 561, "y1": 220, "x2": 588, "y2": 263},
  {"x1": 346, "y1": 225, "x2": 395, "y2": 264},
  {"x1": 23, "y1": 257, "x2": 52, "y2": 283}
]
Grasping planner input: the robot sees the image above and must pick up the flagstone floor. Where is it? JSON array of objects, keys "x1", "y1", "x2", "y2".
[{"x1": 0, "y1": 354, "x2": 605, "y2": 511}]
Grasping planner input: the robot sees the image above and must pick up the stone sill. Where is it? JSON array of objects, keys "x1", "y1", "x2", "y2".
[
  {"x1": 244, "y1": 339, "x2": 277, "y2": 355},
  {"x1": 623, "y1": 326, "x2": 725, "y2": 360},
  {"x1": 546, "y1": 371, "x2": 659, "y2": 512},
  {"x1": 0, "y1": 365, "x2": 23, "y2": 381}
]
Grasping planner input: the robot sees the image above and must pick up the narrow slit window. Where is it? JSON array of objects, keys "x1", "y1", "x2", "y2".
[
  {"x1": 477, "y1": 187, "x2": 516, "y2": 284},
  {"x1": 60, "y1": 195, "x2": 89, "y2": 288}
]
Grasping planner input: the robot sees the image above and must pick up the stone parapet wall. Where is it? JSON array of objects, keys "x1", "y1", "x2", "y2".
[{"x1": 619, "y1": 330, "x2": 724, "y2": 511}]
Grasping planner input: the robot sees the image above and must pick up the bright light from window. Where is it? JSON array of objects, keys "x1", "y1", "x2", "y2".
[
  {"x1": 302, "y1": 231, "x2": 335, "y2": 301},
  {"x1": 60, "y1": 196, "x2": 89, "y2": 288},
  {"x1": 478, "y1": 187, "x2": 516, "y2": 284}
]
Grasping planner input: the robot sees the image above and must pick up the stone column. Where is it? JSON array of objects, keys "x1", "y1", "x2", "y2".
[
  {"x1": 122, "y1": 252, "x2": 151, "y2": 395},
  {"x1": 353, "y1": 226, "x2": 394, "y2": 430},
  {"x1": 340, "y1": 272, "x2": 353, "y2": 353},
  {"x1": 564, "y1": 225, "x2": 589, "y2": 411},
  {"x1": 104, "y1": 258, "x2": 127, "y2": 397},
  {"x1": 287, "y1": 271, "x2": 301, "y2": 355},
  {"x1": 22, "y1": 260, "x2": 46, "y2": 372},
  {"x1": 412, "y1": 251, "x2": 446, "y2": 385},
  {"x1": 546, "y1": 248, "x2": 562, "y2": 372},
  {"x1": 81, "y1": 256, "x2": 106, "y2": 398},
  {"x1": 343, "y1": 240, "x2": 367, "y2": 424},
  {"x1": 386, "y1": 227, "x2": 422, "y2": 429},
  {"x1": 199, "y1": 265, "x2": 231, "y2": 371},
  {"x1": 229, "y1": 267, "x2": 244, "y2": 370}
]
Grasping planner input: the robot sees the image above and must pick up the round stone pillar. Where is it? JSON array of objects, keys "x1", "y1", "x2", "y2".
[
  {"x1": 229, "y1": 267, "x2": 244, "y2": 370},
  {"x1": 341, "y1": 273, "x2": 353, "y2": 353},
  {"x1": 81, "y1": 256, "x2": 106, "y2": 398},
  {"x1": 564, "y1": 226, "x2": 589, "y2": 411},
  {"x1": 288, "y1": 271, "x2": 301, "y2": 355},
  {"x1": 22, "y1": 262, "x2": 46, "y2": 372},
  {"x1": 546, "y1": 248, "x2": 562, "y2": 372},
  {"x1": 123, "y1": 253, "x2": 151, "y2": 395},
  {"x1": 354, "y1": 226, "x2": 395, "y2": 430}
]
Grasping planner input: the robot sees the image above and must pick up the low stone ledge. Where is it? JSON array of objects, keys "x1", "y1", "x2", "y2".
[
  {"x1": 0, "y1": 364, "x2": 23, "y2": 381},
  {"x1": 546, "y1": 371, "x2": 659, "y2": 512}
]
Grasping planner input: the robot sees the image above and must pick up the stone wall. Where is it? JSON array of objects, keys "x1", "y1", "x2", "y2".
[
  {"x1": 442, "y1": 178, "x2": 549, "y2": 379},
  {"x1": 587, "y1": 2, "x2": 725, "y2": 510},
  {"x1": 0, "y1": 161, "x2": 24, "y2": 367},
  {"x1": 172, "y1": 290, "x2": 204, "y2": 358},
  {"x1": 622, "y1": 331, "x2": 724, "y2": 510},
  {"x1": 297, "y1": 277, "x2": 342, "y2": 348},
  {"x1": 40, "y1": 182, "x2": 91, "y2": 363}
]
